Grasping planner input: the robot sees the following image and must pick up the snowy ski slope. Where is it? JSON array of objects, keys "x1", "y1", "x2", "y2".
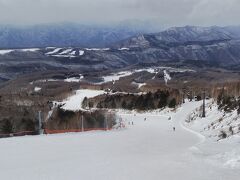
[{"x1": 0, "y1": 101, "x2": 239, "y2": 180}]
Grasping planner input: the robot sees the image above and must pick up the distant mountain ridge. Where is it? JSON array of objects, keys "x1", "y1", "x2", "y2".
[
  {"x1": 118, "y1": 26, "x2": 240, "y2": 48},
  {"x1": 0, "y1": 22, "x2": 162, "y2": 48},
  {"x1": 0, "y1": 25, "x2": 240, "y2": 84}
]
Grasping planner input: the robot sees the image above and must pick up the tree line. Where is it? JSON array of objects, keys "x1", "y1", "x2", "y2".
[{"x1": 84, "y1": 90, "x2": 179, "y2": 111}]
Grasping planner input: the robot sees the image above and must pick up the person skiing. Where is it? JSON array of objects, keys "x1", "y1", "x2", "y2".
[{"x1": 173, "y1": 127, "x2": 176, "y2": 131}]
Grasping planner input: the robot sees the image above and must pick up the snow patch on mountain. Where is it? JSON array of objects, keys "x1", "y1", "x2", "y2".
[
  {"x1": 118, "y1": 47, "x2": 130, "y2": 51},
  {"x1": 85, "y1": 48, "x2": 110, "y2": 51},
  {"x1": 0, "y1": 48, "x2": 40, "y2": 55},
  {"x1": 46, "y1": 48, "x2": 62, "y2": 55},
  {"x1": 45, "y1": 47, "x2": 85, "y2": 58},
  {"x1": 34, "y1": 87, "x2": 41, "y2": 92},
  {"x1": 131, "y1": 82, "x2": 146, "y2": 89},
  {"x1": 59, "y1": 49, "x2": 72, "y2": 55},
  {"x1": 0, "y1": 50, "x2": 14, "y2": 55},
  {"x1": 64, "y1": 75, "x2": 84, "y2": 83},
  {"x1": 164, "y1": 70, "x2": 171, "y2": 84},
  {"x1": 79, "y1": 50, "x2": 84, "y2": 56}
]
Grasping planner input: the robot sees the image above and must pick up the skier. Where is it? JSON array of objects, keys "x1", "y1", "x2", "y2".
[
  {"x1": 132, "y1": 121, "x2": 134, "y2": 125},
  {"x1": 173, "y1": 127, "x2": 176, "y2": 131},
  {"x1": 144, "y1": 117, "x2": 146, "y2": 121}
]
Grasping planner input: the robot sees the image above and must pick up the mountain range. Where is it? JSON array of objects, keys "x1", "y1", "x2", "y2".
[
  {"x1": 0, "y1": 22, "x2": 162, "y2": 48},
  {"x1": 0, "y1": 25, "x2": 240, "y2": 83}
]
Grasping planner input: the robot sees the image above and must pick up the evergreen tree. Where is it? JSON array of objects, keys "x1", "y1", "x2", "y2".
[
  {"x1": 2, "y1": 119, "x2": 13, "y2": 134},
  {"x1": 168, "y1": 98, "x2": 177, "y2": 108},
  {"x1": 122, "y1": 100, "x2": 127, "y2": 109}
]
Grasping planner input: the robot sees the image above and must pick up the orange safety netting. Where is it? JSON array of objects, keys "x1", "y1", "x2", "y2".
[{"x1": 44, "y1": 128, "x2": 112, "y2": 134}]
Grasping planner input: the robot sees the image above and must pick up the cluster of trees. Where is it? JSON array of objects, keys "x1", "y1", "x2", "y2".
[
  {"x1": 88, "y1": 90, "x2": 178, "y2": 111},
  {"x1": 217, "y1": 93, "x2": 240, "y2": 114},
  {"x1": 0, "y1": 107, "x2": 37, "y2": 135},
  {"x1": 52, "y1": 107, "x2": 115, "y2": 130}
]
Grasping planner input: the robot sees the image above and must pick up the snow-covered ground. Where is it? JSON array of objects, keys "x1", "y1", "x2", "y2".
[
  {"x1": 96, "y1": 67, "x2": 194, "y2": 84},
  {"x1": 0, "y1": 48, "x2": 40, "y2": 55},
  {"x1": 0, "y1": 100, "x2": 239, "y2": 180},
  {"x1": 45, "y1": 48, "x2": 84, "y2": 58},
  {"x1": 184, "y1": 100, "x2": 240, "y2": 169},
  {"x1": 85, "y1": 48, "x2": 110, "y2": 51},
  {"x1": 131, "y1": 82, "x2": 146, "y2": 89},
  {"x1": 64, "y1": 75, "x2": 84, "y2": 83},
  {"x1": 98, "y1": 71, "x2": 134, "y2": 84},
  {"x1": 185, "y1": 101, "x2": 240, "y2": 140},
  {"x1": 164, "y1": 70, "x2": 171, "y2": 84},
  {"x1": 34, "y1": 87, "x2": 41, "y2": 92},
  {"x1": 59, "y1": 89, "x2": 105, "y2": 111}
]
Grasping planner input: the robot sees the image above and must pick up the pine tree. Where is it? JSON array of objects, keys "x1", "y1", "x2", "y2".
[
  {"x1": 168, "y1": 98, "x2": 177, "y2": 108},
  {"x1": 2, "y1": 119, "x2": 13, "y2": 134}
]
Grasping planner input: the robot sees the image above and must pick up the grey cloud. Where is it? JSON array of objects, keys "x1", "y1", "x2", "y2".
[{"x1": 0, "y1": 0, "x2": 239, "y2": 27}]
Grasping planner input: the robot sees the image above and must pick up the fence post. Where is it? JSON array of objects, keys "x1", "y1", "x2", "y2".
[
  {"x1": 105, "y1": 113, "x2": 108, "y2": 131},
  {"x1": 202, "y1": 90, "x2": 206, "y2": 118},
  {"x1": 81, "y1": 114, "x2": 84, "y2": 132},
  {"x1": 38, "y1": 111, "x2": 43, "y2": 135}
]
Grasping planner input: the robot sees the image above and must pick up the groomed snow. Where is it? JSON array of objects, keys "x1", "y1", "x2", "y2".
[
  {"x1": 100, "y1": 71, "x2": 134, "y2": 84},
  {"x1": 96, "y1": 67, "x2": 194, "y2": 84},
  {"x1": 45, "y1": 48, "x2": 62, "y2": 55},
  {"x1": 59, "y1": 89, "x2": 105, "y2": 111},
  {"x1": 0, "y1": 101, "x2": 239, "y2": 179}
]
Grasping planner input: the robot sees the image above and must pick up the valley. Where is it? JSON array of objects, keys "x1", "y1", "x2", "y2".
[{"x1": 0, "y1": 25, "x2": 239, "y2": 179}]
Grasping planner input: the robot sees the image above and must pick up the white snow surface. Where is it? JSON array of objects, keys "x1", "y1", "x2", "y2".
[
  {"x1": 64, "y1": 75, "x2": 84, "y2": 83},
  {"x1": 131, "y1": 82, "x2": 146, "y2": 88},
  {"x1": 118, "y1": 47, "x2": 130, "y2": 51},
  {"x1": 100, "y1": 71, "x2": 133, "y2": 84},
  {"x1": 45, "y1": 48, "x2": 84, "y2": 58},
  {"x1": 59, "y1": 49, "x2": 72, "y2": 55},
  {"x1": 45, "y1": 48, "x2": 62, "y2": 55},
  {"x1": 34, "y1": 87, "x2": 41, "y2": 92},
  {"x1": 0, "y1": 101, "x2": 239, "y2": 179},
  {"x1": 85, "y1": 48, "x2": 110, "y2": 51},
  {"x1": 164, "y1": 70, "x2": 171, "y2": 84},
  {"x1": 0, "y1": 48, "x2": 40, "y2": 55},
  {"x1": 97, "y1": 67, "x2": 194, "y2": 84},
  {"x1": 19, "y1": 48, "x2": 40, "y2": 52},
  {"x1": 0, "y1": 49, "x2": 14, "y2": 55},
  {"x1": 79, "y1": 50, "x2": 84, "y2": 56},
  {"x1": 59, "y1": 89, "x2": 105, "y2": 111}
]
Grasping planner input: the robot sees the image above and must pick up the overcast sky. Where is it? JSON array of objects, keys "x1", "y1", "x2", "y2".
[{"x1": 0, "y1": 0, "x2": 239, "y2": 27}]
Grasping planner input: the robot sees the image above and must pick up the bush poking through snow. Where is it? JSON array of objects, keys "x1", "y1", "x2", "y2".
[
  {"x1": 217, "y1": 94, "x2": 240, "y2": 113},
  {"x1": 219, "y1": 130, "x2": 227, "y2": 139}
]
